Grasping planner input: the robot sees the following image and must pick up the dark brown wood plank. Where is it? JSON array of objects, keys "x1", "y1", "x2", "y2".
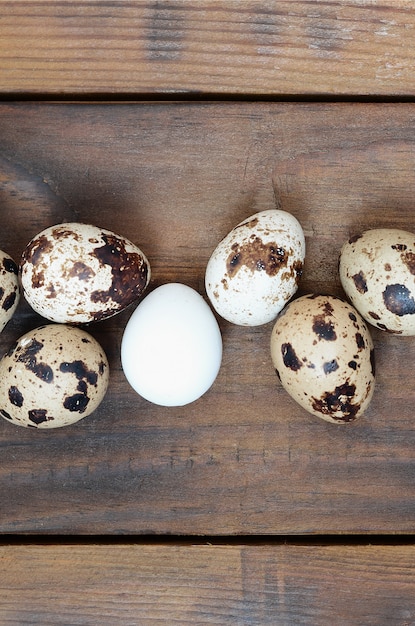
[
  {"x1": 1, "y1": 1, "x2": 415, "y2": 97},
  {"x1": 0, "y1": 102, "x2": 415, "y2": 534},
  {"x1": 1, "y1": 543, "x2": 414, "y2": 624}
]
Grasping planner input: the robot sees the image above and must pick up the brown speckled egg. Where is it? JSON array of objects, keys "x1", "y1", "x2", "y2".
[
  {"x1": 0, "y1": 324, "x2": 109, "y2": 428},
  {"x1": 20, "y1": 222, "x2": 150, "y2": 324},
  {"x1": 339, "y1": 228, "x2": 415, "y2": 335},
  {"x1": 0, "y1": 250, "x2": 19, "y2": 332},
  {"x1": 205, "y1": 209, "x2": 305, "y2": 326},
  {"x1": 270, "y1": 294, "x2": 375, "y2": 424}
]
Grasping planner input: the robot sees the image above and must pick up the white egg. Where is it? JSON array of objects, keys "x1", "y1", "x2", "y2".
[
  {"x1": 205, "y1": 209, "x2": 305, "y2": 326},
  {"x1": 20, "y1": 222, "x2": 150, "y2": 324},
  {"x1": 121, "y1": 283, "x2": 222, "y2": 406}
]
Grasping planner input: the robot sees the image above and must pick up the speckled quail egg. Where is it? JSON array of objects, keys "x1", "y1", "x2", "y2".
[
  {"x1": 205, "y1": 209, "x2": 305, "y2": 326},
  {"x1": 270, "y1": 294, "x2": 375, "y2": 423},
  {"x1": 0, "y1": 324, "x2": 109, "y2": 428},
  {"x1": 339, "y1": 228, "x2": 415, "y2": 335},
  {"x1": 20, "y1": 222, "x2": 150, "y2": 324},
  {"x1": 0, "y1": 250, "x2": 19, "y2": 332}
]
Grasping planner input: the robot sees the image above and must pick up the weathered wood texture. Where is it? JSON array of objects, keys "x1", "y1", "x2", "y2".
[
  {"x1": 0, "y1": 102, "x2": 414, "y2": 534},
  {"x1": 1, "y1": 1, "x2": 415, "y2": 97},
  {"x1": 0, "y1": 543, "x2": 414, "y2": 625}
]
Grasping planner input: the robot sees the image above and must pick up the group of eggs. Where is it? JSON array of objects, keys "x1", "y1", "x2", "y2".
[{"x1": 0, "y1": 211, "x2": 414, "y2": 429}]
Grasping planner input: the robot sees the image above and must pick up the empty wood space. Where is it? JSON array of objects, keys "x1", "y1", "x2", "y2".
[
  {"x1": 1, "y1": 542, "x2": 414, "y2": 625},
  {"x1": 0, "y1": 2, "x2": 414, "y2": 624},
  {"x1": 0, "y1": 1, "x2": 415, "y2": 97}
]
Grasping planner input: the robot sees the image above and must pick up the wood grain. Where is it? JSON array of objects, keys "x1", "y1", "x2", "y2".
[
  {"x1": 1, "y1": 102, "x2": 415, "y2": 535},
  {"x1": 0, "y1": 542, "x2": 414, "y2": 624},
  {"x1": 1, "y1": 1, "x2": 415, "y2": 97}
]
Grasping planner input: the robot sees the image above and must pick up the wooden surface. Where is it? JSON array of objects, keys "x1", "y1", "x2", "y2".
[
  {"x1": 2, "y1": 1, "x2": 415, "y2": 624},
  {"x1": 1, "y1": 101, "x2": 415, "y2": 535},
  {"x1": 1, "y1": 542, "x2": 414, "y2": 625},
  {"x1": 1, "y1": 0, "x2": 415, "y2": 97}
]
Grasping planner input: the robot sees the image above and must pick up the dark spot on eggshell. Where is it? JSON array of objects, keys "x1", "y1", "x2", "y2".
[
  {"x1": 370, "y1": 349, "x2": 376, "y2": 377},
  {"x1": 22, "y1": 235, "x2": 54, "y2": 270},
  {"x1": 376, "y1": 322, "x2": 402, "y2": 333},
  {"x1": 16, "y1": 338, "x2": 54, "y2": 383},
  {"x1": 384, "y1": 263, "x2": 392, "y2": 272},
  {"x1": 35, "y1": 362, "x2": 54, "y2": 383},
  {"x1": 3, "y1": 257, "x2": 18, "y2": 274},
  {"x1": 89, "y1": 233, "x2": 149, "y2": 318},
  {"x1": 311, "y1": 382, "x2": 360, "y2": 422},
  {"x1": 2, "y1": 291, "x2": 16, "y2": 311},
  {"x1": 369, "y1": 311, "x2": 381, "y2": 320},
  {"x1": 355, "y1": 333, "x2": 365, "y2": 350},
  {"x1": 383, "y1": 283, "x2": 415, "y2": 316},
  {"x1": 64, "y1": 393, "x2": 90, "y2": 413},
  {"x1": 275, "y1": 368, "x2": 281, "y2": 380},
  {"x1": 0, "y1": 409, "x2": 12, "y2": 419},
  {"x1": 392, "y1": 243, "x2": 407, "y2": 251},
  {"x1": 68, "y1": 261, "x2": 95, "y2": 281},
  {"x1": 281, "y1": 343, "x2": 302, "y2": 371},
  {"x1": 401, "y1": 251, "x2": 415, "y2": 275},
  {"x1": 54, "y1": 227, "x2": 80, "y2": 241},
  {"x1": 352, "y1": 270, "x2": 368, "y2": 294},
  {"x1": 8, "y1": 386, "x2": 23, "y2": 407},
  {"x1": 31, "y1": 270, "x2": 45, "y2": 289},
  {"x1": 323, "y1": 359, "x2": 339, "y2": 374},
  {"x1": 322, "y1": 301, "x2": 334, "y2": 316},
  {"x1": 28, "y1": 409, "x2": 51, "y2": 425},
  {"x1": 234, "y1": 217, "x2": 259, "y2": 230},
  {"x1": 226, "y1": 237, "x2": 290, "y2": 279},
  {"x1": 312, "y1": 315, "x2": 336, "y2": 341},
  {"x1": 348, "y1": 312, "x2": 357, "y2": 322},
  {"x1": 46, "y1": 283, "x2": 57, "y2": 299},
  {"x1": 292, "y1": 260, "x2": 303, "y2": 284},
  {"x1": 59, "y1": 360, "x2": 98, "y2": 386},
  {"x1": 348, "y1": 233, "x2": 362, "y2": 244},
  {"x1": 0, "y1": 287, "x2": 4, "y2": 300},
  {"x1": 348, "y1": 360, "x2": 357, "y2": 370},
  {"x1": 77, "y1": 380, "x2": 88, "y2": 394}
]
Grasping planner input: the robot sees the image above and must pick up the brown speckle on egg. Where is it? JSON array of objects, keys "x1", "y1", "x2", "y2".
[
  {"x1": 401, "y1": 251, "x2": 415, "y2": 274},
  {"x1": 281, "y1": 342, "x2": 302, "y2": 371},
  {"x1": 8, "y1": 386, "x2": 23, "y2": 407},
  {"x1": 312, "y1": 314, "x2": 337, "y2": 341},
  {"x1": 311, "y1": 382, "x2": 360, "y2": 422},
  {"x1": 352, "y1": 270, "x2": 368, "y2": 294}
]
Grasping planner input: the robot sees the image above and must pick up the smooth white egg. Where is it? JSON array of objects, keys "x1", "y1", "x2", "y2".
[{"x1": 121, "y1": 283, "x2": 222, "y2": 406}]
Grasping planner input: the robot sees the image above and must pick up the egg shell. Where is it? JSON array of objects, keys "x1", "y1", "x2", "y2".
[
  {"x1": 339, "y1": 228, "x2": 415, "y2": 335},
  {"x1": 270, "y1": 294, "x2": 375, "y2": 423},
  {"x1": 0, "y1": 324, "x2": 109, "y2": 429},
  {"x1": 20, "y1": 222, "x2": 150, "y2": 324},
  {"x1": 205, "y1": 209, "x2": 305, "y2": 326},
  {"x1": 0, "y1": 250, "x2": 20, "y2": 332},
  {"x1": 121, "y1": 283, "x2": 223, "y2": 407}
]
